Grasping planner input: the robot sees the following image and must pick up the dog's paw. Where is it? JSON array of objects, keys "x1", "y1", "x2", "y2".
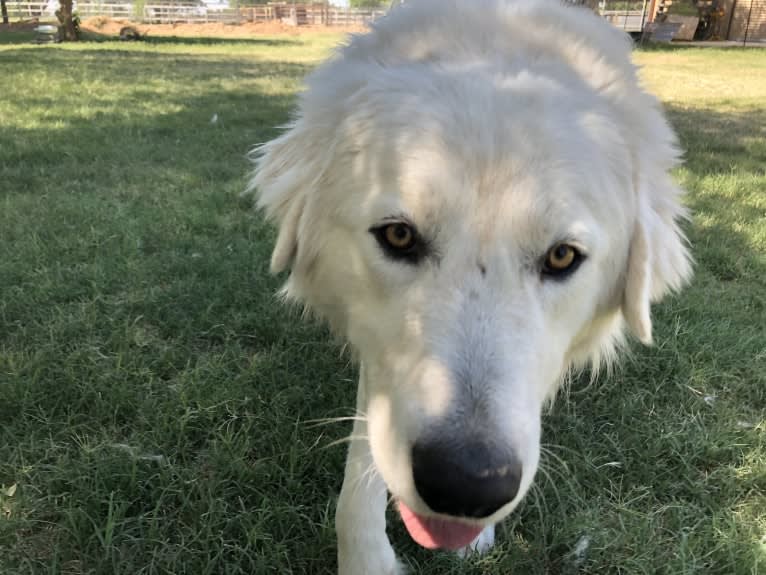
[
  {"x1": 456, "y1": 525, "x2": 495, "y2": 558},
  {"x1": 338, "y1": 538, "x2": 404, "y2": 575}
]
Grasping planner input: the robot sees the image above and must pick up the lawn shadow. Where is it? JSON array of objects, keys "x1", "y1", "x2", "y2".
[
  {"x1": 541, "y1": 102, "x2": 766, "y2": 571},
  {"x1": 665, "y1": 104, "x2": 766, "y2": 279},
  {"x1": 0, "y1": 47, "x2": 314, "y2": 201},
  {"x1": 79, "y1": 28, "x2": 300, "y2": 46},
  {"x1": 0, "y1": 28, "x2": 37, "y2": 44},
  {"x1": 635, "y1": 41, "x2": 759, "y2": 52},
  {"x1": 1, "y1": 43, "x2": 764, "y2": 574},
  {"x1": 1, "y1": 40, "x2": 351, "y2": 571},
  {"x1": 142, "y1": 35, "x2": 300, "y2": 46}
]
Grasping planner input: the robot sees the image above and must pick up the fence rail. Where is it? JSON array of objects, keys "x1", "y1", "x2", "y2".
[
  {"x1": 4, "y1": 1, "x2": 385, "y2": 25},
  {"x1": 7, "y1": 0, "x2": 764, "y2": 41}
]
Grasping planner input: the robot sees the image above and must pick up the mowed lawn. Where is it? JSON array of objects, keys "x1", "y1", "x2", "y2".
[{"x1": 0, "y1": 32, "x2": 764, "y2": 574}]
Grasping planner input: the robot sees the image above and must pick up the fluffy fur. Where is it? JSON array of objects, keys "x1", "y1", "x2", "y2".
[{"x1": 250, "y1": 0, "x2": 692, "y2": 572}]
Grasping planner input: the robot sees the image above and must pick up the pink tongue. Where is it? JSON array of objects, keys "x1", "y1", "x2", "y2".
[{"x1": 398, "y1": 502, "x2": 483, "y2": 551}]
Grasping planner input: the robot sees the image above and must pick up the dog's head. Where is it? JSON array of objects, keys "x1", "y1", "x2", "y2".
[{"x1": 251, "y1": 0, "x2": 691, "y2": 549}]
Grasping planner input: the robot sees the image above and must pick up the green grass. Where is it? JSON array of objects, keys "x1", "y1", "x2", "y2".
[
  {"x1": 1, "y1": 34, "x2": 764, "y2": 574},
  {"x1": 0, "y1": 29, "x2": 36, "y2": 44}
]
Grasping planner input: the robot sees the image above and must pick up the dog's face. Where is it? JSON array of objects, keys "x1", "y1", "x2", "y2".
[{"x1": 251, "y1": 20, "x2": 691, "y2": 540}]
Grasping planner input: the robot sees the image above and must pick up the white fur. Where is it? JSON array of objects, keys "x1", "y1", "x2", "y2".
[{"x1": 250, "y1": 0, "x2": 692, "y2": 571}]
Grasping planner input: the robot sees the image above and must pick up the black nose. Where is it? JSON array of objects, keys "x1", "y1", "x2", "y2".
[{"x1": 411, "y1": 439, "x2": 522, "y2": 519}]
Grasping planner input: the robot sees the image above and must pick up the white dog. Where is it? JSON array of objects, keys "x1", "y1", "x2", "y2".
[{"x1": 250, "y1": 0, "x2": 692, "y2": 572}]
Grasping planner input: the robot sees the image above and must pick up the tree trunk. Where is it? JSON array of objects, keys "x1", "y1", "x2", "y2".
[
  {"x1": 56, "y1": 0, "x2": 78, "y2": 41},
  {"x1": 1, "y1": 0, "x2": 9, "y2": 26}
]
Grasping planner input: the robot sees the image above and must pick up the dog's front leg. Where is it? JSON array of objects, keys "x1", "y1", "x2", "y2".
[{"x1": 336, "y1": 366, "x2": 402, "y2": 575}]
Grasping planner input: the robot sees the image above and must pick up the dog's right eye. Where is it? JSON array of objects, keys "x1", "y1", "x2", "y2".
[
  {"x1": 541, "y1": 242, "x2": 584, "y2": 279},
  {"x1": 371, "y1": 222, "x2": 424, "y2": 264}
]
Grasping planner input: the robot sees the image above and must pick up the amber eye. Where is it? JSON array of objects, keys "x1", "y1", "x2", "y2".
[
  {"x1": 371, "y1": 221, "x2": 425, "y2": 264},
  {"x1": 382, "y1": 223, "x2": 416, "y2": 251},
  {"x1": 542, "y1": 243, "x2": 582, "y2": 277}
]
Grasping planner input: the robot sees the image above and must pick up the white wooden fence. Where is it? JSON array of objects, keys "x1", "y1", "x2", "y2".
[
  {"x1": 3, "y1": 0, "x2": 659, "y2": 33},
  {"x1": 4, "y1": 1, "x2": 385, "y2": 25}
]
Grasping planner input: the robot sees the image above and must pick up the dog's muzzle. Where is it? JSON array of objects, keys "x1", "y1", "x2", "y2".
[
  {"x1": 411, "y1": 437, "x2": 522, "y2": 519},
  {"x1": 395, "y1": 436, "x2": 522, "y2": 550}
]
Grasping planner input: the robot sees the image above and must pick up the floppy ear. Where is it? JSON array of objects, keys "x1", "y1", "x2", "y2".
[
  {"x1": 622, "y1": 176, "x2": 692, "y2": 345},
  {"x1": 249, "y1": 121, "x2": 324, "y2": 275}
]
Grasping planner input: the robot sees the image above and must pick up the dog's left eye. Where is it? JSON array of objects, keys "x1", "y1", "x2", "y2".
[
  {"x1": 371, "y1": 222, "x2": 423, "y2": 263},
  {"x1": 541, "y1": 243, "x2": 583, "y2": 278}
]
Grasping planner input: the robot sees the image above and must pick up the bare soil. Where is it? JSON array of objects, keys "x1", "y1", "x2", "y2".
[{"x1": 80, "y1": 16, "x2": 366, "y2": 38}]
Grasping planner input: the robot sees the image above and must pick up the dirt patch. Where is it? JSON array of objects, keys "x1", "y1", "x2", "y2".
[{"x1": 81, "y1": 16, "x2": 367, "y2": 39}]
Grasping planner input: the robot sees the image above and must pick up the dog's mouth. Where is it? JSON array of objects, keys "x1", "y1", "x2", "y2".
[{"x1": 397, "y1": 501, "x2": 483, "y2": 550}]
